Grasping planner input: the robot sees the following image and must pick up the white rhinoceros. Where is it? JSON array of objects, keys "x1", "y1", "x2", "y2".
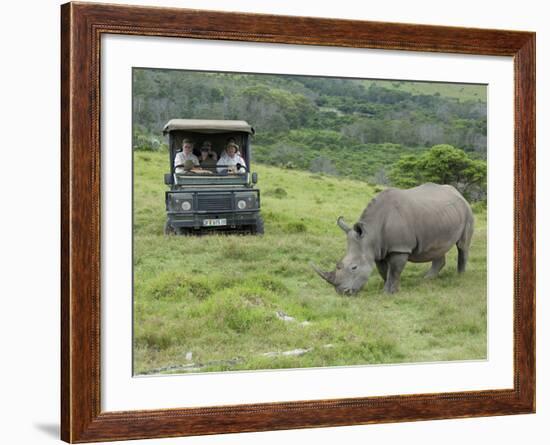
[{"x1": 313, "y1": 183, "x2": 475, "y2": 295}]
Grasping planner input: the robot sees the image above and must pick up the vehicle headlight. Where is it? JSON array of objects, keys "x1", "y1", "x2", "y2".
[
  {"x1": 235, "y1": 192, "x2": 258, "y2": 209},
  {"x1": 169, "y1": 193, "x2": 193, "y2": 212}
]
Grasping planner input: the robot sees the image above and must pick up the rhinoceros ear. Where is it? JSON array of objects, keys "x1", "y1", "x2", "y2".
[{"x1": 353, "y1": 222, "x2": 366, "y2": 238}]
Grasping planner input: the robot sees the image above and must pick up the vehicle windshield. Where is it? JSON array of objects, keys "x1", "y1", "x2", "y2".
[{"x1": 168, "y1": 129, "x2": 252, "y2": 183}]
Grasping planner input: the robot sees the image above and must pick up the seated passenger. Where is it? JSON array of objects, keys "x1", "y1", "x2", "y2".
[
  {"x1": 220, "y1": 137, "x2": 240, "y2": 157},
  {"x1": 217, "y1": 142, "x2": 246, "y2": 174},
  {"x1": 174, "y1": 138, "x2": 199, "y2": 173},
  {"x1": 199, "y1": 141, "x2": 218, "y2": 169},
  {"x1": 201, "y1": 141, "x2": 218, "y2": 160}
]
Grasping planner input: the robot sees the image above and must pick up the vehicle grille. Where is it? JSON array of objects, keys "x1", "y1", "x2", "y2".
[{"x1": 197, "y1": 195, "x2": 233, "y2": 211}]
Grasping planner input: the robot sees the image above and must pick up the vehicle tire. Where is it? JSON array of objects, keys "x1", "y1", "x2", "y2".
[
  {"x1": 253, "y1": 216, "x2": 264, "y2": 235},
  {"x1": 164, "y1": 219, "x2": 176, "y2": 235}
]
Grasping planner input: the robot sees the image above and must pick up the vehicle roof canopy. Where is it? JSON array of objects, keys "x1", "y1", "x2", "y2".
[{"x1": 163, "y1": 119, "x2": 254, "y2": 135}]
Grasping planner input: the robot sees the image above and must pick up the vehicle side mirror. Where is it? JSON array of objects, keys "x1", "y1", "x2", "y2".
[
  {"x1": 251, "y1": 172, "x2": 258, "y2": 184},
  {"x1": 164, "y1": 173, "x2": 174, "y2": 185}
]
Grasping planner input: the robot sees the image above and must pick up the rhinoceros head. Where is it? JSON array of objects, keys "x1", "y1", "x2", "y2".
[{"x1": 312, "y1": 216, "x2": 375, "y2": 296}]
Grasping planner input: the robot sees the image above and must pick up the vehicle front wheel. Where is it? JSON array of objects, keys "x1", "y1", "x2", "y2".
[
  {"x1": 252, "y1": 216, "x2": 264, "y2": 235},
  {"x1": 164, "y1": 219, "x2": 176, "y2": 235}
]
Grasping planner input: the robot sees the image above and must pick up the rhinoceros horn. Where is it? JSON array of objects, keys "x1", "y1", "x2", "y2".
[
  {"x1": 311, "y1": 263, "x2": 336, "y2": 285},
  {"x1": 337, "y1": 216, "x2": 351, "y2": 233}
]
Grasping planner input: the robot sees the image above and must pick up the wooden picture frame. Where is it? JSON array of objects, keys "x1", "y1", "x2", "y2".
[{"x1": 61, "y1": 2, "x2": 535, "y2": 442}]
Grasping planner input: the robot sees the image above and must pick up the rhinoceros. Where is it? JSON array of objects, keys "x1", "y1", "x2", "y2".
[{"x1": 312, "y1": 183, "x2": 474, "y2": 295}]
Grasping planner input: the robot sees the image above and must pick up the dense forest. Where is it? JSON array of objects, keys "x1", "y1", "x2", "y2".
[{"x1": 133, "y1": 69, "x2": 487, "y2": 199}]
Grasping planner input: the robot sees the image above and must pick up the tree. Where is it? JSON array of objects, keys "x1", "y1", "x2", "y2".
[
  {"x1": 373, "y1": 168, "x2": 390, "y2": 185},
  {"x1": 389, "y1": 154, "x2": 421, "y2": 188},
  {"x1": 389, "y1": 144, "x2": 487, "y2": 200},
  {"x1": 310, "y1": 156, "x2": 338, "y2": 175}
]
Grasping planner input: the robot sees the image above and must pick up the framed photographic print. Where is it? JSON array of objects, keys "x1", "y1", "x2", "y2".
[{"x1": 61, "y1": 2, "x2": 535, "y2": 442}]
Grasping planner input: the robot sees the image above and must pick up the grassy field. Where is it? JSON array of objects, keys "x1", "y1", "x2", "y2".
[{"x1": 133, "y1": 151, "x2": 487, "y2": 375}]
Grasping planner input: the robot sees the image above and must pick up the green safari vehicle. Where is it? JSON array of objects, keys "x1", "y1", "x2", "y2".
[{"x1": 163, "y1": 119, "x2": 263, "y2": 235}]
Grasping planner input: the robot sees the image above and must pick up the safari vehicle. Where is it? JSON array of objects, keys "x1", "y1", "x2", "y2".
[{"x1": 163, "y1": 119, "x2": 263, "y2": 235}]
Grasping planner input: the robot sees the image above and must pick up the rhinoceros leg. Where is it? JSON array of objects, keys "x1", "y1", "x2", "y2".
[
  {"x1": 457, "y1": 248, "x2": 468, "y2": 273},
  {"x1": 384, "y1": 253, "x2": 409, "y2": 294},
  {"x1": 457, "y1": 218, "x2": 474, "y2": 273},
  {"x1": 375, "y1": 259, "x2": 388, "y2": 282},
  {"x1": 425, "y1": 255, "x2": 446, "y2": 279}
]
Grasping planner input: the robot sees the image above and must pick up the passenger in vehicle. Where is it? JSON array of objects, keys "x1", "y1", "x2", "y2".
[
  {"x1": 199, "y1": 141, "x2": 218, "y2": 169},
  {"x1": 174, "y1": 138, "x2": 199, "y2": 173},
  {"x1": 221, "y1": 137, "x2": 240, "y2": 156},
  {"x1": 217, "y1": 142, "x2": 246, "y2": 174}
]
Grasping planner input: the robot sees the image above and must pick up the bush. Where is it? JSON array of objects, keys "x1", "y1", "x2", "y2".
[
  {"x1": 389, "y1": 144, "x2": 486, "y2": 200},
  {"x1": 264, "y1": 187, "x2": 288, "y2": 198},
  {"x1": 201, "y1": 291, "x2": 272, "y2": 334},
  {"x1": 310, "y1": 156, "x2": 338, "y2": 176},
  {"x1": 471, "y1": 200, "x2": 487, "y2": 213},
  {"x1": 284, "y1": 221, "x2": 307, "y2": 233},
  {"x1": 133, "y1": 132, "x2": 164, "y2": 152}
]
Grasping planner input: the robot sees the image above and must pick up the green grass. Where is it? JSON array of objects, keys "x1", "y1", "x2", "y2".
[
  {"x1": 133, "y1": 151, "x2": 487, "y2": 375},
  {"x1": 362, "y1": 79, "x2": 487, "y2": 102}
]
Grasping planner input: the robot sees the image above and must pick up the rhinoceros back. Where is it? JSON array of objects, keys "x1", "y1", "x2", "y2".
[{"x1": 361, "y1": 183, "x2": 473, "y2": 262}]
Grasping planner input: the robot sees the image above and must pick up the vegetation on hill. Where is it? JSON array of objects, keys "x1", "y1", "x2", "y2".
[
  {"x1": 133, "y1": 69, "x2": 487, "y2": 197},
  {"x1": 361, "y1": 79, "x2": 487, "y2": 102}
]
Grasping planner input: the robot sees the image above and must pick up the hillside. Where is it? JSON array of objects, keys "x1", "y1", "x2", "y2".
[
  {"x1": 133, "y1": 151, "x2": 487, "y2": 375},
  {"x1": 361, "y1": 80, "x2": 487, "y2": 102},
  {"x1": 133, "y1": 69, "x2": 488, "y2": 187}
]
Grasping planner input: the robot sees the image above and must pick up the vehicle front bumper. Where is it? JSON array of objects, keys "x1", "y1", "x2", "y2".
[{"x1": 167, "y1": 211, "x2": 260, "y2": 229}]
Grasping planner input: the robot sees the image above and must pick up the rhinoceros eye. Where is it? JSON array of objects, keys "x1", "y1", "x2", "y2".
[{"x1": 351, "y1": 265, "x2": 358, "y2": 271}]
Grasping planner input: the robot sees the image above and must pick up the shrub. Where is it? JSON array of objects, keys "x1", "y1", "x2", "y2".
[
  {"x1": 471, "y1": 200, "x2": 487, "y2": 213},
  {"x1": 284, "y1": 222, "x2": 307, "y2": 233},
  {"x1": 202, "y1": 292, "x2": 272, "y2": 334},
  {"x1": 264, "y1": 187, "x2": 288, "y2": 198},
  {"x1": 389, "y1": 144, "x2": 486, "y2": 200},
  {"x1": 310, "y1": 156, "x2": 338, "y2": 176}
]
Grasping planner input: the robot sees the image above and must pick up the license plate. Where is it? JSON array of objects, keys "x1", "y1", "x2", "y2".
[{"x1": 203, "y1": 218, "x2": 227, "y2": 227}]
